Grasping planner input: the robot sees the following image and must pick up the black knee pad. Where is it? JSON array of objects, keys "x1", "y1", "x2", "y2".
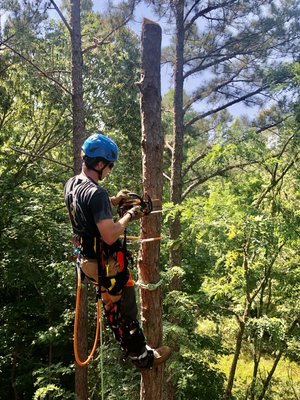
[
  {"x1": 119, "y1": 318, "x2": 146, "y2": 356},
  {"x1": 104, "y1": 302, "x2": 146, "y2": 357}
]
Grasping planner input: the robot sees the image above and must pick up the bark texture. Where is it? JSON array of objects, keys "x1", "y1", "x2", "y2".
[
  {"x1": 170, "y1": 0, "x2": 185, "y2": 280},
  {"x1": 137, "y1": 18, "x2": 165, "y2": 400},
  {"x1": 71, "y1": 0, "x2": 85, "y2": 174}
]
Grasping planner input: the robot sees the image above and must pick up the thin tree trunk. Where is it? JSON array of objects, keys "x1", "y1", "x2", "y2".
[
  {"x1": 11, "y1": 352, "x2": 19, "y2": 400},
  {"x1": 257, "y1": 316, "x2": 300, "y2": 400},
  {"x1": 250, "y1": 337, "x2": 262, "y2": 400},
  {"x1": 258, "y1": 351, "x2": 283, "y2": 400},
  {"x1": 137, "y1": 18, "x2": 164, "y2": 400},
  {"x1": 225, "y1": 246, "x2": 254, "y2": 400},
  {"x1": 170, "y1": 0, "x2": 185, "y2": 282},
  {"x1": 224, "y1": 318, "x2": 246, "y2": 400},
  {"x1": 250, "y1": 280, "x2": 265, "y2": 399},
  {"x1": 166, "y1": 4, "x2": 185, "y2": 399},
  {"x1": 71, "y1": 0, "x2": 85, "y2": 173},
  {"x1": 70, "y1": 1, "x2": 88, "y2": 399}
]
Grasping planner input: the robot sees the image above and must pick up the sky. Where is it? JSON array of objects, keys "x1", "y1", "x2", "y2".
[
  {"x1": 93, "y1": 0, "x2": 257, "y2": 119},
  {"x1": 94, "y1": 0, "x2": 175, "y2": 95},
  {"x1": 0, "y1": 0, "x2": 259, "y2": 119}
]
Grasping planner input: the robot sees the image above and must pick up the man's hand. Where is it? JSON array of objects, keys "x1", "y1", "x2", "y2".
[
  {"x1": 127, "y1": 205, "x2": 144, "y2": 221},
  {"x1": 111, "y1": 189, "x2": 130, "y2": 207}
]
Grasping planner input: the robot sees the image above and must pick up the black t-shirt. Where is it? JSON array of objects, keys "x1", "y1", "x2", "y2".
[{"x1": 64, "y1": 174, "x2": 112, "y2": 258}]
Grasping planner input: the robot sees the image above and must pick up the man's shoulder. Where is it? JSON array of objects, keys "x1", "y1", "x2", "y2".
[
  {"x1": 64, "y1": 175, "x2": 80, "y2": 188},
  {"x1": 64, "y1": 174, "x2": 109, "y2": 201},
  {"x1": 65, "y1": 174, "x2": 95, "y2": 191}
]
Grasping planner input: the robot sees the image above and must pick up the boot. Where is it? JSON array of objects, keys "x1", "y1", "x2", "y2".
[
  {"x1": 130, "y1": 345, "x2": 172, "y2": 369},
  {"x1": 152, "y1": 346, "x2": 172, "y2": 367}
]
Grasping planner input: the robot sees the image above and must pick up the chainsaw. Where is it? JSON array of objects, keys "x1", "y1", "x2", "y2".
[{"x1": 117, "y1": 193, "x2": 153, "y2": 218}]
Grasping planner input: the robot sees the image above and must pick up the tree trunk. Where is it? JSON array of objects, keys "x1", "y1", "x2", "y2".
[
  {"x1": 71, "y1": 0, "x2": 85, "y2": 173},
  {"x1": 137, "y1": 18, "x2": 164, "y2": 400},
  {"x1": 165, "y1": 5, "x2": 185, "y2": 399},
  {"x1": 250, "y1": 337, "x2": 262, "y2": 400},
  {"x1": 225, "y1": 250, "x2": 253, "y2": 400},
  {"x1": 70, "y1": 1, "x2": 88, "y2": 399},
  {"x1": 257, "y1": 316, "x2": 300, "y2": 400},
  {"x1": 170, "y1": 0, "x2": 185, "y2": 283},
  {"x1": 224, "y1": 319, "x2": 246, "y2": 400}
]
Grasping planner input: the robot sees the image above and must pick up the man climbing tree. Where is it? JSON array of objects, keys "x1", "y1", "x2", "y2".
[{"x1": 63, "y1": 132, "x2": 171, "y2": 370}]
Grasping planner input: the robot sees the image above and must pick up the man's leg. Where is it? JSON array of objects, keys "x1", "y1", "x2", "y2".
[{"x1": 104, "y1": 286, "x2": 171, "y2": 369}]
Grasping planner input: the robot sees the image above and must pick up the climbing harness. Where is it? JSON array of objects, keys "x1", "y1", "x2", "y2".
[{"x1": 72, "y1": 236, "x2": 135, "y2": 367}]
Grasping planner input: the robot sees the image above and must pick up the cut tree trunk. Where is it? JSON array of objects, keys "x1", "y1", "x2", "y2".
[{"x1": 137, "y1": 18, "x2": 165, "y2": 400}]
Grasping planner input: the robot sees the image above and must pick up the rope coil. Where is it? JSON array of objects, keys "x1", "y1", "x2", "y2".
[{"x1": 73, "y1": 263, "x2": 101, "y2": 367}]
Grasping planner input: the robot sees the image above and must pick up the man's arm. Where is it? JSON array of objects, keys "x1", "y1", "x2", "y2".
[
  {"x1": 96, "y1": 213, "x2": 132, "y2": 245},
  {"x1": 96, "y1": 205, "x2": 143, "y2": 245}
]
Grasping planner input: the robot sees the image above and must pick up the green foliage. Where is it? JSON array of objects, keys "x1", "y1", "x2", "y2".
[
  {"x1": 0, "y1": 2, "x2": 144, "y2": 398},
  {"x1": 88, "y1": 338, "x2": 140, "y2": 400},
  {"x1": 33, "y1": 384, "x2": 75, "y2": 400},
  {"x1": 0, "y1": 7, "x2": 74, "y2": 399},
  {"x1": 1, "y1": 1, "x2": 300, "y2": 399},
  {"x1": 163, "y1": 288, "x2": 226, "y2": 399},
  {"x1": 33, "y1": 363, "x2": 75, "y2": 400},
  {"x1": 168, "y1": 353, "x2": 225, "y2": 400},
  {"x1": 245, "y1": 316, "x2": 287, "y2": 345},
  {"x1": 161, "y1": 110, "x2": 300, "y2": 398}
]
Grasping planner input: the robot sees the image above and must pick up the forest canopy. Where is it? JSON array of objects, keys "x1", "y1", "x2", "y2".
[{"x1": 0, "y1": 1, "x2": 299, "y2": 399}]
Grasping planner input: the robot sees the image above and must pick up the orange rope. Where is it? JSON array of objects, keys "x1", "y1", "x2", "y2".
[{"x1": 73, "y1": 268, "x2": 101, "y2": 366}]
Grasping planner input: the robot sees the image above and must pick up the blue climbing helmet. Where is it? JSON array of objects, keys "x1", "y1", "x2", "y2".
[{"x1": 82, "y1": 133, "x2": 119, "y2": 162}]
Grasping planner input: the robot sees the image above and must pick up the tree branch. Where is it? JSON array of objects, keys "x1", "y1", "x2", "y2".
[
  {"x1": 184, "y1": 0, "x2": 238, "y2": 31},
  {"x1": 50, "y1": 0, "x2": 72, "y2": 34},
  {"x1": 257, "y1": 314, "x2": 300, "y2": 400},
  {"x1": 11, "y1": 147, "x2": 73, "y2": 170},
  {"x1": 182, "y1": 162, "x2": 256, "y2": 200},
  {"x1": 1, "y1": 42, "x2": 72, "y2": 96},
  {"x1": 184, "y1": 0, "x2": 201, "y2": 24},
  {"x1": 183, "y1": 67, "x2": 244, "y2": 113},
  {"x1": 82, "y1": 2, "x2": 136, "y2": 54},
  {"x1": 254, "y1": 115, "x2": 291, "y2": 134},
  {"x1": 254, "y1": 155, "x2": 299, "y2": 208},
  {"x1": 185, "y1": 85, "x2": 268, "y2": 128},
  {"x1": 182, "y1": 145, "x2": 212, "y2": 177},
  {"x1": 249, "y1": 243, "x2": 285, "y2": 304},
  {"x1": 184, "y1": 52, "x2": 244, "y2": 80},
  {"x1": 272, "y1": 133, "x2": 295, "y2": 160}
]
